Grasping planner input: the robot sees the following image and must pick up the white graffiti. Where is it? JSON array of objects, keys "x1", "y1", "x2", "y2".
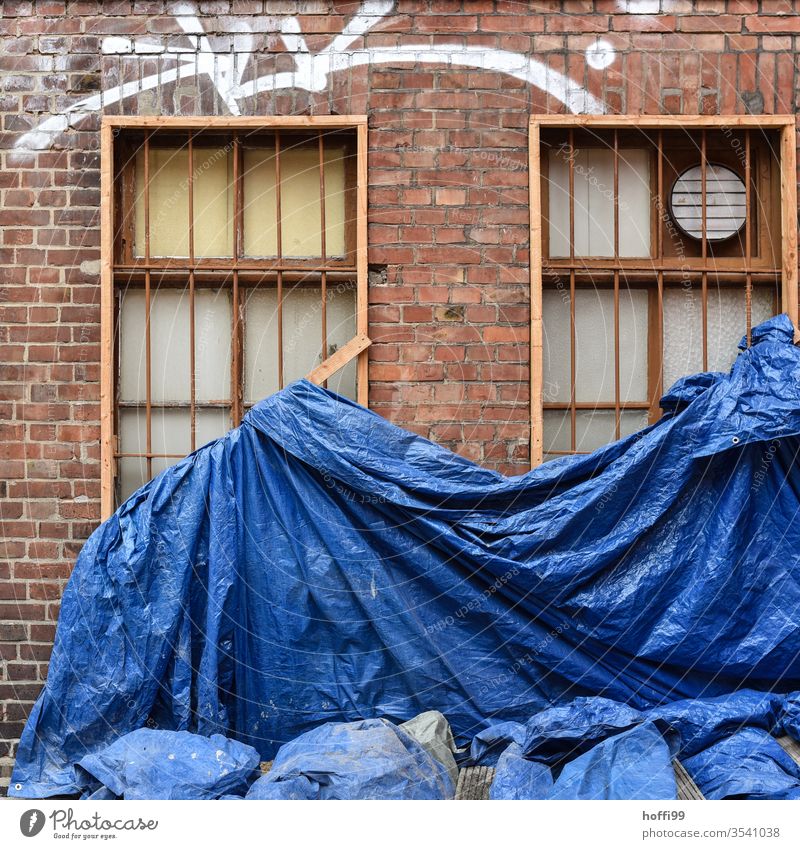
[
  {"x1": 586, "y1": 39, "x2": 616, "y2": 71},
  {"x1": 16, "y1": 0, "x2": 608, "y2": 150}
]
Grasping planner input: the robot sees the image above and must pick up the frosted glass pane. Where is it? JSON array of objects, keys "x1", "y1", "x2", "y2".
[
  {"x1": 134, "y1": 147, "x2": 233, "y2": 258},
  {"x1": 120, "y1": 288, "x2": 230, "y2": 404},
  {"x1": 662, "y1": 287, "x2": 703, "y2": 390},
  {"x1": 575, "y1": 409, "x2": 616, "y2": 451},
  {"x1": 244, "y1": 289, "x2": 279, "y2": 403},
  {"x1": 325, "y1": 283, "x2": 357, "y2": 400},
  {"x1": 543, "y1": 408, "x2": 647, "y2": 461},
  {"x1": 282, "y1": 288, "x2": 324, "y2": 385},
  {"x1": 575, "y1": 289, "x2": 614, "y2": 402},
  {"x1": 322, "y1": 146, "x2": 347, "y2": 258},
  {"x1": 706, "y1": 287, "x2": 775, "y2": 374},
  {"x1": 242, "y1": 147, "x2": 278, "y2": 257},
  {"x1": 543, "y1": 288, "x2": 648, "y2": 405},
  {"x1": 617, "y1": 149, "x2": 651, "y2": 257},
  {"x1": 119, "y1": 407, "x2": 190, "y2": 457},
  {"x1": 119, "y1": 289, "x2": 191, "y2": 403},
  {"x1": 542, "y1": 289, "x2": 571, "y2": 403},
  {"x1": 192, "y1": 147, "x2": 233, "y2": 258},
  {"x1": 195, "y1": 290, "x2": 232, "y2": 402},
  {"x1": 663, "y1": 285, "x2": 775, "y2": 390},
  {"x1": 548, "y1": 147, "x2": 650, "y2": 258},
  {"x1": 119, "y1": 458, "x2": 147, "y2": 502},
  {"x1": 621, "y1": 409, "x2": 650, "y2": 437},
  {"x1": 573, "y1": 289, "x2": 648, "y2": 403},
  {"x1": 243, "y1": 144, "x2": 347, "y2": 258},
  {"x1": 244, "y1": 284, "x2": 357, "y2": 403},
  {"x1": 751, "y1": 287, "x2": 777, "y2": 330},
  {"x1": 135, "y1": 147, "x2": 189, "y2": 257},
  {"x1": 618, "y1": 289, "x2": 649, "y2": 402},
  {"x1": 196, "y1": 408, "x2": 231, "y2": 447},
  {"x1": 544, "y1": 408, "x2": 648, "y2": 457},
  {"x1": 119, "y1": 289, "x2": 148, "y2": 403},
  {"x1": 150, "y1": 291, "x2": 190, "y2": 403},
  {"x1": 543, "y1": 409, "x2": 572, "y2": 453}
]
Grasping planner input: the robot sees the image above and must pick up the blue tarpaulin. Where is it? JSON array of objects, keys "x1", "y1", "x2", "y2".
[
  {"x1": 245, "y1": 718, "x2": 455, "y2": 800},
  {"x1": 74, "y1": 729, "x2": 259, "y2": 800},
  {"x1": 9, "y1": 315, "x2": 800, "y2": 798},
  {"x1": 683, "y1": 728, "x2": 800, "y2": 799}
]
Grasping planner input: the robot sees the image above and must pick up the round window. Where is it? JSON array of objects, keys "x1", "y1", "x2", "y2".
[{"x1": 669, "y1": 163, "x2": 747, "y2": 242}]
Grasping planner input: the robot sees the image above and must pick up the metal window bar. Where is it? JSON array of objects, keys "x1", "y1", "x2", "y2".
[
  {"x1": 188, "y1": 131, "x2": 196, "y2": 451},
  {"x1": 319, "y1": 131, "x2": 328, "y2": 386},
  {"x1": 700, "y1": 129, "x2": 708, "y2": 370},
  {"x1": 232, "y1": 132, "x2": 242, "y2": 427},
  {"x1": 745, "y1": 130, "x2": 752, "y2": 346},
  {"x1": 613, "y1": 130, "x2": 621, "y2": 440},
  {"x1": 568, "y1": 128, "x2": 576, "y2": 453},
  {"x1": 656, "y1": 129, "x2": 665, "y2": 411},
  {"x1": 144, "y1": 129, "x2": 152, "y2": 481},
  {"x1": 275, "y1": 130, "x2": 284, "y2": 390}
]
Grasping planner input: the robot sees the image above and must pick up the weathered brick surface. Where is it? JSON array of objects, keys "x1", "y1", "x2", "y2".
[{"x1": 1, "y1": 0, "x2": 800, "y2": 789}]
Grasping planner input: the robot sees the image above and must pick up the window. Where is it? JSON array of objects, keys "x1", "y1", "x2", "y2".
[
  {"x1": 529, "y1": 115, "x2": 798, "y2": 465},
  {"x1": 100, "y1": 117, "x2": 369, "y2": 516}
]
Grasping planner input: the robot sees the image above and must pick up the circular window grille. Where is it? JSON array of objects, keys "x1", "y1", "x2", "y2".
[{"x1": 669, "y1": 163, "x2": 747, "y2": 242}]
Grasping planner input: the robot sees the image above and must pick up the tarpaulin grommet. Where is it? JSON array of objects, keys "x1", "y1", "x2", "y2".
[{"x1": 732, "y1": 436, "x2": 741, "y2": 444}]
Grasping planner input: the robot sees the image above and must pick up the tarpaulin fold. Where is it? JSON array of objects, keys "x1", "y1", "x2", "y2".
[
  {"x1": 10, "y1": 315, "x2": 800, "y2": 798},
  {"x1": 245, "y1": 718, "x2": 455, "y2": 800},
  {"x1": 74, "y1": 729, "x2": 259, "y2": 800}
]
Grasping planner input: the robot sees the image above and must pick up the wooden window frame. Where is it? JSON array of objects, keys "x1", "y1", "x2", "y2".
[
  {"x1": 529, "y1": 114, "x2": 798, "y2": 467},
  {"x1": 100, "y1": 115, "x2": 370, "y2": 518}
]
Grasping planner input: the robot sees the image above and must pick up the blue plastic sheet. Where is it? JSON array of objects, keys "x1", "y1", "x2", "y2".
[
  {"x1": 547, "y1": 723, "x2": 676, "y2": 800},
  {"x1": 246, "y1": 718, "x2": 454, "y2": 800},
  {"x1": 683, "y1": 728, "x2": 800, "y2": 800},
  {"x1": 74, "y1": 729, "x2": 259, "y2": 800},
  {"x1": 519, "y1": 697, "x2": 645, "y2": 766},
  {"x1": 489, "y1": 744, "x2": 553, "y2": 800},
  {"x1": 482, "y1": 693, "x2": 800, "y2": 800},
  {"x1": 10, "y1": 315, "x2": 800, "y2": 798}
]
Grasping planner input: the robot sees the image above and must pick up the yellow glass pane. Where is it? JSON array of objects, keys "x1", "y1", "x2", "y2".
[
  {"x1": 134, "y1": 146, "x2": 233, "y2": 258},
  {"x1": 243, "y1": 143, "x2": 347, "y2": 258}
]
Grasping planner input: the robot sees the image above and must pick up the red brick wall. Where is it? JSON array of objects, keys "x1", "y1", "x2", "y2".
[{"x1": 1, "y1": 0, "x2": 799, "y2": 789}]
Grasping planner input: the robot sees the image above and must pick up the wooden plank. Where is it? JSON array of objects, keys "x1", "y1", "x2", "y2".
[
  {"x1": 529, "y1": 121, "x2": 544, "y2": 468},
  {"x1": 777, "y1": 735, "x2": 800, "y2": 767},
  {"x1": 454, "y1": 763, "x2": 704, "y2": 800},
  {"x1": 674, "y1": 760, "x2": 705, "y2": 800},
  {"x1": 102, "y1": 115, "x2": 368, "y2": 129},
  {"x1": 780, "y1": 121, "x2": 799, "y2": 338},
  {"x1": 307, "y1": 332, "x2": 372, "y2": 386},
  {"x1": 531, "y1": 115, "x2": 795, "y2": 129},
  {"x1": 100, "y1": 119, "x2": 115, "y2": 520},
  {"x1": 356, "y1": 121, "x2": 369, "y2": 407},
  {"x1": 455, "y1": 767, "x2": 495, "y2": 801}
]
